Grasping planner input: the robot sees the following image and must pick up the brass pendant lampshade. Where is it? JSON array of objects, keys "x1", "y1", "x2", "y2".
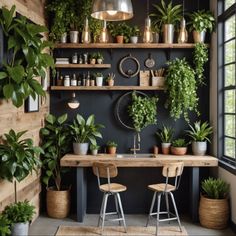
[{"x1": 91, "y1": 0, "x2": 133, "y2": 21}]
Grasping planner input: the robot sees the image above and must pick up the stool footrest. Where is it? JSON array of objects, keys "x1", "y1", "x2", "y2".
[{"x1": 150, "y1": 211, "x2": 175, "y2": 216}]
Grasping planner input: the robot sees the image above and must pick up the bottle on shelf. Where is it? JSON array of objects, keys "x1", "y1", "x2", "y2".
[
  {"x1": 71, "y1": 74, "x2": 77, "y2": 86},
  {"x1": 57, "y1": 75, "x2": 64, "y2": 86},
  {"x1": 77, "y1": 74, "x2": 82, "y2": 86},
  {"x1": 64, "y1": 75, "x2": 70, "y2": 87},
  {"x1": 82, "y1": 73, "x2": 86, "y2": 86},
  {"x1": 79, "y1": 54, "x2": 83, "y2": 64},
  {"x1": 86, "y1": 71, "x2": 90, "y2": 86},
  {"x1": 72, "y1": 53, "x2": 78, "y2": 64}
]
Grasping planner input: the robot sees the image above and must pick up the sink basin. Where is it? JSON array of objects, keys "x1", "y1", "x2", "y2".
[{"x1": 116, "y1": 154, "x2": 155, "y2": 158}]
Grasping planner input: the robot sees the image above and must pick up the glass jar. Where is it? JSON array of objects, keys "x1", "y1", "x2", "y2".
[
  {"x1": 64, "y1": 75, "x2": 70, "y2": 86},
  {"x1": 71, "y1": 74, "x2": 77, "y2": 86},
  {"x1": 72, "y1": 53, "x2": 78, "y2": 64}
]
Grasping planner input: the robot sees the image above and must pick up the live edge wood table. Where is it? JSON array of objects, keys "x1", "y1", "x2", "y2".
[{"x1": 60, "y1": 154, "x2": 218, "y2": 223}]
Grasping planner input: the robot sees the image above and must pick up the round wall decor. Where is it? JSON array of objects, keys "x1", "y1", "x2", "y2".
[{"x1": 119, "y1": 54, "x2": 140, "y2": 78}]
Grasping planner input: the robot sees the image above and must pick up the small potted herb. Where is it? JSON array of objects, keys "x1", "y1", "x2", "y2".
[
  {"x1": 130, "y1": 25, "x2": 140, "y2": 44},
  {"x1": 199, "y1": 177, "x2": 229, "y2": 229},
  {"x1": 188, "y1": 10, "x2": 215, "y2": 43},
  {"x1": 2, "y1": 200, "x2": 35, "y2": 236},
  {"x1": 186, "y1": 121, "x2": 213, "y2": 156},
  {"x1": 107, "y1": 141, "x2": 118, "y2": 154},
  {"x1": 106, "y1": 73, "x2": 115, "y2": 86},
  {"x1": 171, "y1": 138, "x2": 188, "y2": 155},
  {"x1": 90, "y1": 144, "x2": 100, "y2": 155},
  {"x1": 96, "y1": 52, "x2": 104, "y2": 64},
  {"x1": 94, "y1": 72, "x2": 104, "y2": 86},
  {"x1": 90, "y1": 53, "x2": 97, "y2": 65},
  {"x1": 108, "y1": 22, "x2": 132, "y2": 43},
  {"x1": 156, "y1": 125, "x2": 174, "y2": 154}
]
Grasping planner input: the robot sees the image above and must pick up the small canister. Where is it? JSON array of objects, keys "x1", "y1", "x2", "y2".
[
  {"x1": 71, "y1": 74, "x2": 77, "y2": 86},
  {"x1": 64, "y1": 75, "x2": 70, "y2": 86},
  {"x1": 72, "y1": 53, "x2": 78, "y2": 64}
]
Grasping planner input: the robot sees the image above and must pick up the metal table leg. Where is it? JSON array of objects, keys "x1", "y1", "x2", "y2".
[{"x1": 190, "y1": 167, "x2": 199, "y2": 222}]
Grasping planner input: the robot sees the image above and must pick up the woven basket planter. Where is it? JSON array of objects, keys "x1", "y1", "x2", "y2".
[
  {"x1": 199, "y1": 194, "x2": 229, "y2": 229},
  {"x1": 46, "y1": 187, "x2": 70, "y2": 219}
]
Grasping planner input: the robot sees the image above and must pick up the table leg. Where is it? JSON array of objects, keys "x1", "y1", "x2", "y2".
[
  {"x1": 76, "y1": 167, "x2": 87, "y2": 222},
  {"x1": 190, "y1": 167, "x2": 199, "y2": 222}
]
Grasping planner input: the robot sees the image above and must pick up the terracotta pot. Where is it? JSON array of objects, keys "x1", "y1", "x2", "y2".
[
  {"x1": 108, "y1": 147, "x2": 117, "y2": 154},
  {"x1": 90, "y1": 58, "x2": 96, "y2": 64},
  {"x1": 116, "y1": 35, "x2": 124, "y2": 44},
  {"x1": 108, "y1": 79, "x2": 114, "y2": 86},
  {"x1": 161, "y1": 143, "x2": 171, "y2": 154},
  {"x1": 171, "y1": 146, "x2": 187, "y2": 155},
  {"x1": 199, "y1": 194, "x2": 229, "y2": 229},
  {"x1": 46, "y1": 187, "x2": 70, "y2": 218}
]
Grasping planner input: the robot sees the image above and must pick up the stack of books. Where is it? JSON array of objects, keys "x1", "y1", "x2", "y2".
[{"x1": 55, "y1": 58, "x2": 69, "y2": 64}]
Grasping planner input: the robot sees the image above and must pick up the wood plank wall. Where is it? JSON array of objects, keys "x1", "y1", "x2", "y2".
[{"x1": 0, "y1": 0, "x2": 48, "y2": 220}]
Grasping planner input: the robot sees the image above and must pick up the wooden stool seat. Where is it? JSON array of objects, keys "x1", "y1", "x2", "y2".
[
  {"x1": 100, "y1": 183, "x2": 127, "y2": 193},
  {"x1": 148, "y1": 183, "x2": 176, "y2": 192}
]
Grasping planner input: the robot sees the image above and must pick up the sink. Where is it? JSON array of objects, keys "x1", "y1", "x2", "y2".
[{"x1": 116, "y1": 153, "x2": 155, "y2": 158}]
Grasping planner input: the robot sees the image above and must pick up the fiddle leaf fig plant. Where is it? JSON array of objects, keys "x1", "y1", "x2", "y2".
[
  {"x1": 128, "y1": 91, "x2": 158, "y2": 132},
  {"x1": 165, "y1": 58, "x2": 199, "y2": 122},
  {"x1": 0, "y1": 5, "x2": 54, "y2": 107}
]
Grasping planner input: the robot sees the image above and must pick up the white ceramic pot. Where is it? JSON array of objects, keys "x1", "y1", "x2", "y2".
[
  {"x1": 97, "y1": 58, "x2": 103, "y2": 64},
  {"x1": 70, "y1": 31, "x2": 79, "y2": 43},
  {"x1": 96, "y1": 77, "x2": 103, "y2": 86},
  {"x1": 73, "y1": 143, "x2": 89, "y2": 155},
  {"x1": 60, "y1": 32, "x2": 67, "y2": 43},
  {"x1": 130, "y1": 36, "x2": 138, "y2": 44},
  {"x1": 11, "y1": 222, "x2": 29, "y2": 236},
  {"x1": 161, "y1": 142, "x2": 171, "y2": 155},
  {"x1": 192, "y1": 141, "x2": 207, "y2": 156},
  {"x1": 91, "y1": 149, "x2": 98, "y2": 155}
]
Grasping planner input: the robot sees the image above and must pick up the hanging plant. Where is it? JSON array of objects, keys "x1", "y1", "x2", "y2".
[
  {"x1": 128, "y1": 91, "x2": 158, "y2": 132},
  {"x1": 0, "y1": 6, "x2": 54, "y2": 107},
  {"x1": 193, "y1": 43, "x2": 209, "y2": 86},
  {"x1": 165, "y1": 58, "x2": 199, "y2": 122}
]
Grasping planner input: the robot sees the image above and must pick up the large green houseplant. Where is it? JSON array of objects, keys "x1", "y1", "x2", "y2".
[
  {"x1": 69, "y1": 114, "x2": 104, "y2": 155},
  {"x1": 199, "y1": 177, "x2": 229, "y2": 229},
  {"x1": 150, "y1": 0, "x2": 182, "y2": 43},
  {"x1": 165, "y1": 58, "x2": 199, "y2": 122},
  {"x1": 0, "y1": 6, "x2": 54, "y2": 107},
  {"x1": 2, "y1": 200, "x2": 35, "y2": 236},
  {"x1": 189, "y1": 10, "x2": 215, "y2": 43},
  {"x1": 40, "y1": 113, "x2": 71, "y2": 218}
]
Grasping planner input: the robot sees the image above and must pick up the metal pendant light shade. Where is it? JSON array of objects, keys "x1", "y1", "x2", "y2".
[{"x1": 91, "y1": 0, "x2": 133, "y2": 21}]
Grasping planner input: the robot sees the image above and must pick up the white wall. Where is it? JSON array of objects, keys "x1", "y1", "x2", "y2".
[{"x1": 210, "y1": 0, "x2": 236, "y2": 224}]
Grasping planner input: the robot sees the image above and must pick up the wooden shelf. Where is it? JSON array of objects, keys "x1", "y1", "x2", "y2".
[
  {"x1": 55, "y1": 64, "x2": 111, "y2": 68},
  {"x1": 50, "y1": 86, "x2": 165, "y2": 91},
  {"x1": 55, "y1": 43, "x2": 206, "y2": 49}
]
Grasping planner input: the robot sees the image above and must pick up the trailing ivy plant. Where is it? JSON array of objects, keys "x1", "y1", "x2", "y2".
[
  {"x1": 165, "y1": 58, "x2": 199, "y2": 122},
  {"x1": 193, "y1": 43, "x2": 209, "y2": 86},
  {"x1": 0, "y1": 6, "x2": 54, "y2": 107},
  {"x1": 128, "y1": 91, "x2": 158, "y2": 132}
]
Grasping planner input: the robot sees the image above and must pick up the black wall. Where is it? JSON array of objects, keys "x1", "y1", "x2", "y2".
[{"x1": 50, "y1": 0, "x2": 211, "y2": 214}]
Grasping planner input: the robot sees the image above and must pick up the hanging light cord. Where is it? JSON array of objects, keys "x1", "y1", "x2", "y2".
[
  {"x1": 147, "y1": 0, "x2": 149, "y2": 17},
  {"x1": 183, "y1": 0, "x2": 185, "y2": 17}
]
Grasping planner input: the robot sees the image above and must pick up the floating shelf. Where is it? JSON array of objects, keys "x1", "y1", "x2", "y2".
[
  {"x1": 54, "y1": 43, "x2": 207, "y2": 49},
  {"x1": 50, "y1": 86, "x2": 165, "y2": 91},
  {"x1": 55, "y1": 64, "x2": 111, "y2": 68}
]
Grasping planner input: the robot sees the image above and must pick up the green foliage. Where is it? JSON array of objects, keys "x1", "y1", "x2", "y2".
[
  {"x1": 94, "y1": 72, "x2": 103, "y2": 77},
  {"x1": 0, "y1": 129, "x2": 42, "y2": 182},
  {"x1": 106, "y1": 141, "x2": 118, "y2": 147},
  {"x1": 201, "y1": 177, "x2": 230, "y2": 199},
  {"x1": 0, "y1": 214, "x2": 11, "y2": 236},
  {"x1": 130, "y1": 25, "x2": 140, "y2": 36},
  {"x1": 2, "y1": 200, "x2": 35, "y2": 223},
  {"x1": 165, "y1": 58, "x2": 199, "y2": 122},
  {"x1": 156, "y1": 125, "x2": 174, "y2": 143},
  {"x1": 69, "y1": 114, "x2": 104, "y2": 145},
  {"x1": 40, "y1": 114, "x2": 70, "y2": 191},
  {"x1": 186, "y1": 121, "x2": 213, "y2": 142},
  {"x1": 90, "y1": 144, "x2": 100, "y2": 151},
  {"x1": 172, "y1": 138, "x2": 188, "y2": 147},
  {"x1": 193, "y1": 43, "x2": 209, "y2": 85},
  {"x1": 128, "y1": 92, "x2": 158, "y2": 132},
  {"x1": 189, "y1": 10, "x2": 215, "y2": 32},
  {"x1": 0, "y1": 6, "x2": 54, "y2": 107},
  {"x1": 150, "y1": 0, "x2": 182, "y2": 28}
]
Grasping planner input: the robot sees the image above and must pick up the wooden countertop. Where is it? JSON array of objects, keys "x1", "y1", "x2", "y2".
[{"x1": 61, "y1": 154, "x2": 218, "y2": 167}]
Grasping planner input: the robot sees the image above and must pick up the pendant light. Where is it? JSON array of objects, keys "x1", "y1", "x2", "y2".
[
  {"x1": 178, "y1": 0, "x2": 188, "y2": 43},
  {"x1": 68, "y1": 92, "x2": 80, "y2": 109},
  {"x1": 99, "y1": 21, "x2": 109, "y2": 43},
  {"x1": 81, "y1": 17, "x2": 91, "y2": 44},
  {"x1": 143, "y1": 0, "x2": 153, "y2": 43},
  {"x1": 91, "y1": 0, "x2": 133, "y2": 21}
]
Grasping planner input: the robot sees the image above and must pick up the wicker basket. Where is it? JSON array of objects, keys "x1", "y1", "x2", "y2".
[
  {"x1": 46, "y1": 187, "x2": 70, "y2": 219},
  {"x1": 199, "y1": 194, "x2": 229, "y2": 229}
]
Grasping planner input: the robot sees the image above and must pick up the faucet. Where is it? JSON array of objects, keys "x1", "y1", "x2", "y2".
[{"x1": 130, "y1": 132, "x2": 141, "y2": 155}]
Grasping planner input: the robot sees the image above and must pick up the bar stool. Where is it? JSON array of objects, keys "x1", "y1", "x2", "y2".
[
  {"x1": 92, "y1": 161, "x2": 127, "y2": 234},
  {"x1": 146, "y1": 162, "x2": 184, "y2": 236}
]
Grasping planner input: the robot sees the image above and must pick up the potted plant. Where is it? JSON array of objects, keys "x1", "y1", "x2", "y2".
[
  {"x1": 2, "y1": 200, "x2": 35, "y2": 236},
  {"x1": 106, "y1": 73, "x2": 115, "y2": 86},
  {"x1": 151, "y1": 23, "x2": 160, "y2": 43},
  {"x1": 107, "y1": 141, "x2": 118, "y2": 154},
  {"x1": 156, "y1": 125, "x2": 174, "y2": 154},
  {"x1": 151, "y1": 0, "x2": 182, "y2": 43},
  {"x1": 69, "y1": 114, "x2": 104, "y2": 155},
  {"x1": 165, "y1": 58, "x2": 199, "y2": 122},
  {"x1": 188, "y1": 10, "x2": 215, "y2": 43},
  {"x1": 40, "y1": 114, "x2": 71, "y2": 219},
  {"x1": 199, "y1": 177, "x2": 229, "y2": 229},
  {"x1": 171, "y1": 138, "x2": 188, "y2": 155},
  {"x1": 0, "y1": 6, "x2": 54, "y2": 108},
  {"x1": 186, "y1": 121, "x2": 213, "y2": 156},
  {"x1": 90, "y1": 53, "x2": 97, "y2": 65},
  {"x1": 193, "y1": 43, "x2": 209, "y2": 86},
  {"x1": 130, "y1": 25, "x2": 140, "y2": 44},
  {"x1": 96, "y1": 52, "x2": 104, "y2": 64},
  {"x1": 90, "y1": 144, "x2": 100, "y2": 155},
  {"x1": 94, "y1": 72, "x2": 104, "y2": 86},
  {"x1": 0, "y1": 214, "x2": 11, "y2": 236},
  {"x1": 108, "y1": 22, "x2": 131, "y2": 43}
]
